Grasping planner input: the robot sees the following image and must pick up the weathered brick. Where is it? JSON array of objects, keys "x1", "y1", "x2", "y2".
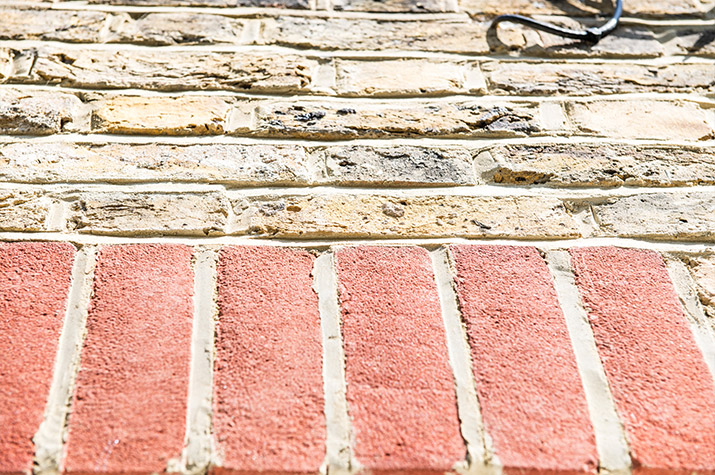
[
  {"x1": 664, "y1": 27, "x2": 715, "y2": 57},
  {"x1": 591, "y1": 192, "x2": 715, "y2": 241},
  {"x1": 570, "y1": 247, "x2": 715, "y2": 473},
  {"x1": 68, "y1": 191, "x2": 228, "y2": 236},
  {"x1": 112, "y1": 12, "x2": 243, "y2": 45},
  {"x1": 333, "y1": 0, "x2": 451, "y2": 12},
  {"x1": 462, "y1": 0, "x2": 715, "y2": 18},
  {"x1": 90, "y1": 0, "x2": 309, "y2": 7},
  {"x1": 450, "y1": 245, "x2": 597, "y2": 473},
  {"x1": 65, "y1": 244, "x2": 193, "y2": 473},
  {"x1": 318, "y1": 145, "x2": 476, "y2": 186},
  {"x1": 255, "y1": 101, "x2": 540, "y2": 139},
  {"x1": 684, "y1": 254, "x2": 715, "y2": 328},
  {"x1": 482, "y1": 61, "x2": 715, "y2": 95},
  {"x1": 0, "y1": 142, "x2": 315, "y2": 185},
  {"x1": 214, "y1": 247, "x2": 325, "y2": 473},
  {"x1": 335, "y1": 59, "x2": 483, "y2": 96},
  {"x1": 233, "y1": 194, "x2": 579, "y2": 238},
  {"x1": 566, "y1": 100, "x2": 714, "y2": 141},
  {"x1": 480, "y1": 144, "x2": 715, "y2": 187},
  {"x1": 336, "y1": 246, "x2": 464, "y2": 472},
  {"x1": 0, "y1": 88, "x2": 82, "y2": 135},
  {"x1": 28, "y1": 49, "x2": 315, "y2": 93},
  {"x1": 90, "y1": 96, "x2": 233, "y2": 135},
  {"x1": 0, "y1": 242, "x2": 75, "y2": 474},
  {"x1": 0, "y1": 8, "x2": 107, "y2": 43},
  {"x1": 0, "y1": 189, "x2": 53, "y2": 231}
]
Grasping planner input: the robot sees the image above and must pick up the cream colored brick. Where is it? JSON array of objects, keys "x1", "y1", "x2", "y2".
[
  {"x1": 0, "y1": 8, "x2": 107, "y2": 42},
  {"x1": 0, "y1": 142, "x2": 315, "y2": 185},
  {"x1": 68, "y1": 191, "x2": 229, "y2": 236},
  {"x1": 30, "y1": 49, "x2": 316, "y2": 93},
  {"x1": 482, "y1": 144, "x2": 715, "y2": 187},
  {"x1": 112, "y1": 12, "x2": 242, "y2": 45},
  {"x1": 254, "y1": 101, "x2": 540, "y2": 139},
  {"x1": 232, "y1": 194, "x2": 579, "y2": 238},
  {"x1": 0, "y1": 189, "x2": 52, "y2": 231},
  {"x1": 664, "y1": 28, "x2": 715, "y2": 57},
  {"x1": 685, "y1": 255, "x2": 715, "y2": 325},
  {"x1": 462, "y1": 0, "x2": 715, "y2": 18},
  {"x1": 335, "y1": 59, "x2": 481, "y2": 96},
  {"x1": 482, "y1": 61, "x2": 715, "y2": 95},
  {"x1": 90, "y1": 96, "x2": 233, "y2": 135},
  {"x1": 90, "y1": 0, "x2": 310, "y2": 8},
  {"x1": 0, "y1": 89, "x2": 83, "y2": 135},
  {"x1": 566, "y1": 100, "x2": 714, "y2": 141},
  {"x1": 333, "y1": 0, "x2": 450, "y2": 12},
  {"x1": 591, "y1": 192, "x2": 715, "y2": 241},
  {"x1": 318, "y1": 145, "x2": 475, "y2": 186}
]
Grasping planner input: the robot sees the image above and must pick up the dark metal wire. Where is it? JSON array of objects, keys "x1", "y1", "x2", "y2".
[{"x1": 492, "y1": 0, "x2": 624, "y2": 43}]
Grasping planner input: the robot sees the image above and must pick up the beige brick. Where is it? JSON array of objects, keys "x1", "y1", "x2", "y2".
[
  {"x1": 111, "y1": 13, "x2": 243, "y2": 45},
  {"x1": 0, "y1": 8, "x2": 107, "y2": 42},
  {"x1": 89, "y1": 0, "x2": 310, "y2": 7},
  {"x1": 0, "y1": 142, "x2": 315, "y2": 185},
  {"x1": 522, "y1": 25, "x2": 663, "y2": 58},
  {"x1": 566, "y1": 100, "x2": 714, "y2": 141},
  {"x1": 90, "y1": 96, "x2": 233, "y2": 135},
  {"x1": 481, "y1": 144, "x2": 715, "y2": 187},
  {"x1": 684, "y1": 254, "x2": 715, "y2": 325},
  {"x1": 261, "y1": 17, "x2": 491, "y2": 54},
  {"x1": 461, "y1": 0, "x2": 715, "y2": 18},
  {"x1": 482, "y1": 61, "x2": 715, "y2": 95},
  {"x1": 0, "y1": 89, "x2": 83, "y2": 135},
  {"x1": 0, "y1": 189, "x2": 52, "y2": 231},
  {"x1": 591, "y1": 192, "x2": 715, "y2": 241},
  {"x1": 335, "y1": 59, "x2": 482, "y2": 96},
  {"x1": 232, "y1": 194, "x2": 579, "y2": 238},
  {"x1": 318, "y1": 145, "x2": 475, "y2": 186},
  {"x1": 333, "y1": 0, "x2": 450, "y2": 12},
  {"x1": 254, "y1": 101, "x2": 540, "y2": 139},
  {"x1": 664, "y1": 28, "x2": 715, "y2": 57},
  {"x1": 68, "y1": 191, "x2": 229, "y2": 236},
  {"x1": 29, "y1": 49, "x2": 315, "y2": 93}
]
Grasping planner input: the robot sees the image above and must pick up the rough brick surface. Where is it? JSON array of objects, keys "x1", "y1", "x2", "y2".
[
  {"x1": 214, "y1": 246, "x2": 325, "y2": 473},
  {"x1": 570, "y1": 247, "x2": 715, "y2": 472},
  {"x1": 64, "y1": 244, "x2": 194, "y2": 473},
  {"x1": 450, "y1": 245, "x2": 597, "y2": 473},
  {"x1": 0, "y1": 189, "x2": 54, "y2": 232},
  {"x1": 0, "y1": 242, "x2": 75, "y2": 474},
  {"x1": 0, "y1": 88, "x2": 82, "y2": 135},
  {"x1": 336, "y1": 246, "x2": 464, "y2": 472}
]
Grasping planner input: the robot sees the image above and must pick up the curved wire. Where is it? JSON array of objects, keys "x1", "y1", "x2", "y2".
[{"x1": 492, "y1": 0, "x2": 623, "y2": 43}]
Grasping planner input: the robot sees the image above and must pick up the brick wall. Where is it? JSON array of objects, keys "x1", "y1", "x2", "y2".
[{"x1": 1, "y1": 0, "x2": 714, "y2": 473}]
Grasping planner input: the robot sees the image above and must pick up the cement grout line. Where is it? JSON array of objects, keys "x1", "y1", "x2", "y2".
[
  {"x1": 544, "y1": 250, "x2": 632, "y2": 475},
  {"x1": 312, "y1": 251, "x2": 355, "y2": 475},
  {"x1": 179, "y1": 247, "x2": 219, "y2": 475},
  {"x1": 663, "y1": 256, "x2": 715, "y2": 386},
  {"x1": 430, "y1": 247, "x2": 500, "y2": 475},
  {"x1": 32, "y1": 245, "x2": 98, "y2": 475}
]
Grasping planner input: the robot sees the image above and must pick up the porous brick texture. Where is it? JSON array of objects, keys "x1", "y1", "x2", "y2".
[{"x1": 1, "y1": 0, "x2": 715, "y2": 473}]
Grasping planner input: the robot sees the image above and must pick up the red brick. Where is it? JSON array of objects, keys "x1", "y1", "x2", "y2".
[
  {"x1": 450, "y1": 245, "x2": 597, "y2": 474},
  {"x1": 570, "y1": 247, "x2": 715, "y2": 473},
  {"x1": 64, "y1": 244, "x2": 194, "y2": 473},
  {"x1": 0, "y1": 242, "x2": 75, "y2": 474},
  {"x1": 213, "y1": 246, "x2": 325, "y2": 474},
  {"x1": 335, "y1": 246, "x2": 463, "y2": 473}
]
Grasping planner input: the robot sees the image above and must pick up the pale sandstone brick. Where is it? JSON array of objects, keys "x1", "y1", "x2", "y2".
[
  {"x1": 318, "y1": 145, "x2": 475, "y2": 186},
  {"x1": 0, "y1": 8, "x2": 107, "y2": 43},
  {"x1": 333, "y1": 0, "x2": 451, "y2": 12},
  {"x1": 664, "y1": 28, "x2": 715, "y2": 57},
  {"x1": 29, "y1": 49, "x2": 315, "y2": 93},
  {"x1": 461, "y1": 0, "x2": 715, "y2": 18},
  {"x1": 566, "y1": 100, "x2": 714, "y2": 141},
  {"x1": 111, "y1": 13, "x2": 243, "y2": 45},
  {"x1": 683, "y1": 254, "x2": 715, "y2": 327},
  {"x1": 591, "y1": 192, "x2": 715, "y2": 241},
  {"x1": 68, "y1": 191, "x2": 228, "y2": 236},
  {"x1": 254, "y1": 101, "x2": 540, "y2": 139},
  {"x1": 480, "y1": 144, "x2": 715, "y2": 187},
  {"x1": 90, "y1": 96, "x2": 233, "y2": 135},
  {"x1": 89, "y1": 0, "x2": 310, "y2": 7},
  {"x1": 231, "y1": 194, "x2": 579, "y2": 238},
  {"x1": 0, "y1": 89, "x2": 83, "y2": 135},
  {"x1": 482, "y1": 61, "x2": 715, "y2": 95},
  {"x1": 521, "y1": 25, "x2": 663, "y2": 58},
  {"x1": 335, "y1": 59, "x2": 483, "y2": 96},
  {"x1": 0, "y1": 142, "x2": 315, "y2": 185},
  {"x1": 0, "y1": 189, "x2": 52, "y2": 231}
]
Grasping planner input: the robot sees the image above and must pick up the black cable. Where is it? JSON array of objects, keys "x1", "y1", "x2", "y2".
[{"x1": 492, "y1": 0, "x2": 623, "y2": 43}]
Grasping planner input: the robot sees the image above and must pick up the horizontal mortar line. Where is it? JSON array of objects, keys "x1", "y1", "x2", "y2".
[
  {"x1": 1, "y1": 133, "x2": 713, "y2": 149},
  {"x1": 4, "y1": 82, "x2": 715, "y2": 104},
  {"x1": 3, "y1": 40, "x2": 713, "y2": 65},
  {"x1": 1, "y1": 232, "x2": 714, "y2": 251},
  {"x1": 6, "y1": 181, "x2": 715, "y2": 197}
]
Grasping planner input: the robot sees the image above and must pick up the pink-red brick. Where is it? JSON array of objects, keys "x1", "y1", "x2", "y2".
[
  {"x1": 450, "y1": 245, "x2": 597, "y2": 474},
  {"x1": 64, "y1": 244, "x2": 194, "y2": 473},
  {"x1": 336, "y1": 246, "x2": 463, "y2": 473},
  {"x1": 0, "y1": 242, "x2": 75, "y2": 474},
  {"x1": 570, "y1": 247, "x2": 715, "y2": 473},
  {"x1": 213, "y1": 246, "x2": 325, "y2": 474}
]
